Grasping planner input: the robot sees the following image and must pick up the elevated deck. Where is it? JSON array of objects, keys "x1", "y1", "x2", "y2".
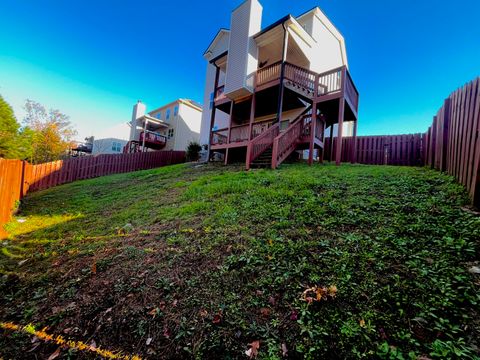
[{"x1": 209, "y1": 61, "x2": 359, "y2": 168}]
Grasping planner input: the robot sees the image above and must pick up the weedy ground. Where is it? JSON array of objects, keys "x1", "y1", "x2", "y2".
[{"x1": 0, "y1": 163, "x2": 479, "y2": 359}]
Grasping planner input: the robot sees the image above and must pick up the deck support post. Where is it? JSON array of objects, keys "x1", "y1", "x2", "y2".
[
  {"x1": 319, "y1": 117, "x2": 326, "y2": 163},
  {"x1": 336, "y1": 99, "x2": 345, "y2": 166},
  {"x1": 308, "y1": 102, "x2": 317, "y2": 165},
  {"x1": 276, "y1": 24, "x2": 289, "y2": 124},
  {"x1": 351, "y1": 119, "x2": 358, "y2": 163},
  {"x1": 246, "y1": 92, "x2": 256, "y2": 170},
  {"x1": 335, "y1": 67, "x2": 347, "y2": 166},
  {"x1": 207, "y1": 65, "x2": 220, "y2": 162}
]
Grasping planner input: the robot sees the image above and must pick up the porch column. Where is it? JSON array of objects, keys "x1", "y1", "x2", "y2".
[
  {"x1": 308, "y1": 102, "x2": 317, "y2": 165},
  {"x1": 335, "y1": 99, "x2": 345, "y2": 165},
  {"x1": 245, "y1": 93, "x2": 256, "y2": 170},
  {"x1": 319, "y1": 116, "x2": 326, "y2": 163},
  {"x1": 351, "y1": 119, "x2": 358, "y2": 164},
  {"x1": 224, "y1": 101, "x2": 234, "y2": 165},
  {"x1": 207, "y1": 65, "x2": 221, "y2": 162},
  {"x1": 276, "y1": 24, "x2": 289, "y2": 124}
]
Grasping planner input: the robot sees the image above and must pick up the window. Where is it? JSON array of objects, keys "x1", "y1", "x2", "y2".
[
  {"x1": 168, "y1": 129, "x2": 174, "y2": 139},
  {"x1": 156, "y1": 112, "x2": 162, "y2": 120},
  {"x1": 166, "y1": 108, "x2": 171, "y2": 121},
  {"x1": 112, "y1": 141, "x2": 122, "y2": 152},
  {"x1": 174, "y1": 105, "x2": 179, "y2": 117}
]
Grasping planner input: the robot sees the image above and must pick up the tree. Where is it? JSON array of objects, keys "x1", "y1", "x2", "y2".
[
  {"x1": 23, "y1": 100, "x2": 77, "y2": 163},
  {"x1": 0, "y1": 94, "x2": 33, "y2": 159},
  {"x1": 186, "y1": 141, "x2": 202, "y2": 162}
]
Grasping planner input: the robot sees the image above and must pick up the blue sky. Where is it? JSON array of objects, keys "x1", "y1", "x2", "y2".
[{"x1": 0, "y1": 0, "x2": 479, "y2": 140}]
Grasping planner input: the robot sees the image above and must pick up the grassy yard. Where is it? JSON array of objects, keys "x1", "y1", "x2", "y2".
[{"x1": 0, "y1": 163, "x2": 479, "y2": 359}]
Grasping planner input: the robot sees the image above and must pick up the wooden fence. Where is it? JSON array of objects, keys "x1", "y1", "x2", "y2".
[
  {"x1": 325, "y1": 77, "x2": 480, "y2": 207},
  {"x1": 0, "y1": 151, "x2": 185, "y2": 238},
  {"x1": 425, "y1": 77, "x2": 480, "y2": 205},
  {"x1": 0, "y1": 160, "x2": 24, "y2": 239},
  {"x1": 325, "y1": 133, "x2": 426, "y2": 166}
]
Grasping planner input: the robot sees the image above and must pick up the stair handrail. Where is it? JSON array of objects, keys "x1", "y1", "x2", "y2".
[
  {"x1": 246, "y1": 123, "x2": 280, "y2": 169},
  {"x1": 272, "y1": 114, "x2": 308, "y2": 169}
]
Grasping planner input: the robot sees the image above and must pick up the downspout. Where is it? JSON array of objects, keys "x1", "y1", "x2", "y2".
[{"x1": 276, "y1": 21, "x2": 288, "y2": 124}]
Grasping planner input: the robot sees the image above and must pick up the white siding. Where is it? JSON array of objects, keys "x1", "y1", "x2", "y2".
[
  {"x1": 224, "y1": 0, "x2": 262, "y2": 99},
  {"x1": 306, "y1": 12, "x2": 347, "y2": 74},
  {"x1": 92, "y1": 138, "x2": 128, "y2": 155},
  {"x1": 170, "y1": 103, "x2": 202, "y2": 151}
]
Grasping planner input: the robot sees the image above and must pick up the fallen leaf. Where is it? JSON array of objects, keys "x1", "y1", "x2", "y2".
[
  {"x1": 163, "y1": 326, "x2": 170, "y2": 339},
  {"x1": 47, "y1": 347, "x2": 61, "y2": 360},
  {"x1": 212, "y1": 313, "x2": 222, "y2": 324},
  {"x1": 148, "y1": 308, "x2": 158, "y2": 318},
  {"x1": 359, "y1": 319, "x2": 366, "y2": 328},
  {"x1": 327, "y1": 285, "x2": 337, "y2": 297},
  {"x1": 199, "y1": 309, "x2": 208, "y2": 318},
  {"x1": 91, "y1": 261, "x2": 97, "y2": 275},
  {"x1": 245, "y1": 340, "x2": 260, "y2": 358},
  {"x1": 260, "y1": 307, "x2": 271, "y2": 318}
]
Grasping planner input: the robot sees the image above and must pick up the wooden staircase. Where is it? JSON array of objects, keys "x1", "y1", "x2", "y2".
[
  {"x1": 250, "y1": 146, "x2": 273, "y2": 168},
  {"x1": 246, "y1": 107, "x2": 322, "y2": 170}
]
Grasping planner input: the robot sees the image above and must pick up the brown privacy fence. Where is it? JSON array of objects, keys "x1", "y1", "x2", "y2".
[
  {"x1": 325, "y1": 133, "x2": 426, "y2": 166},
  {"x1": 0, "y1": 151, "x2": 185, "y2": 238},
  {"x1": 425, "y1": 77, "x2": 480, "y2": 205},
  {"x1": 325, "y1": 77, "x2": 480, "y2": 207}
]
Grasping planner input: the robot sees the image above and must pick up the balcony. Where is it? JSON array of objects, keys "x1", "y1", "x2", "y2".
[
  {"x1": 139, "y1": 131, "x2": 167, "y2": 150},
  {"x1": 210, "y1": 119, "x2": 276, "y2": 149},
  {"x1": 256, "y1": 62, "x2": 359, "y2": 116}
]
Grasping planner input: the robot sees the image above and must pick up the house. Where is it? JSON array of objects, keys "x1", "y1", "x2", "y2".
[
  {"x1": 92, "y1": 137, "x2": 128, "y2": 155},
  {"x1": 126, "y1": 99, "x2": 202, "y2": 153},
  {"x1": 199, "y1": 0, "x2": 359, "y2": 169}
]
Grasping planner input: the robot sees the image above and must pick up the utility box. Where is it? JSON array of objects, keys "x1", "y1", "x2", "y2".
[{"x1": 224, "y1": 0, "x2": 262, "y2": 100}]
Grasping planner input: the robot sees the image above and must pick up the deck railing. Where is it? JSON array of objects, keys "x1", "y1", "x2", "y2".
[
  {"x1": 284, "y1": 62, "x2": 317, "y2": 94},
  {"x1": 344, "y1": 70, "x2": 359, "y2": 112},
  {"x1": 140, "y1": 131, "x2": 167, "y2": 145},
  {"x1": 230, "y1": 124, "x2": 250, "y2": 143},
  {"x1": 272, "y1": 116, "x2": 304, "y2": 169},
  {"x1": 256, "y1": 61, "x2": 282, "y2": 88},
  {"x1": 252, "y1": 119, "x2": 275, "y2": 138},
  {"x1": 255, "y1": 62, "x2": 358, "y2": 112},
  {"x1": 247, "y1": 123, "x2": 280, "y2": 169},
  {"x1": 211, "y1": 128, "x2": 228, "y2": 146}
]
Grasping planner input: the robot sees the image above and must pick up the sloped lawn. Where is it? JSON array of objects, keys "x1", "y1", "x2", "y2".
[{"x1": 1, "y1": 163, "x2": 479, "y2": 359}]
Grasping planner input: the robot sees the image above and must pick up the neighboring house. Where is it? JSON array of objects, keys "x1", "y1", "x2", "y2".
[
  {"x1": 200, "y1": 0, "x2": 359, "y2": 168},
  {"x1": 71, "y1": 136, "x2": 94, "y2": 157},
  {"x1": 92, "y1": 138, "x2": 128, "y2": 155},
  {"x1": 126, "y1": 99, "x2": 202, "y2": 153}
]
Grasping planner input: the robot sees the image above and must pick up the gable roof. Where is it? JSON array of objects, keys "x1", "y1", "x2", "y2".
[
  {"x1": 296, "y1": 7, "x2": 348, "y2": 66},
  {"x1": 204, "y1": 28, "x2": 230, "y2": 57}
]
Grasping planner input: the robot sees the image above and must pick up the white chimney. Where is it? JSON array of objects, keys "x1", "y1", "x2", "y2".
[
  {"x1": 130, "y1": 100, "x2": 146, "y2": 140},
  {"x1": 224, "y1": 0, "x2": 262, "y2": 100}
]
